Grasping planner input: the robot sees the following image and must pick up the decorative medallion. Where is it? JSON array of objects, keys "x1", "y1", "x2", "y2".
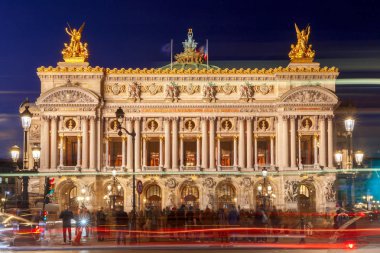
[
  {"x1": 254, "y1": 83, "x2": 273, "y2": 95},
  {"x1": 30, "y1": 124, "x2": 40, "y2": 139},
  {"x1": 144, "y1": 83, "x2": 163, "y2": 95},
  {"x1": 302, "y1": 118, "x2": 312, "y2": 130},
  {"x1": 221, "y1": 119, "x2": 233, "y2": 131},
  {"x1": 110, "y1": 120, "x2": 119, "y2": 131},
  {"x1": 147, "y1": 120, "x2": 158, "y2": 131},
  {"x1": 181, "y1": 83, "x2": 200, "y2": 95},
  {"x1": 202, "y1": 177, "x2": 216, "y2": 188},
  {"x1": 184, "y1": 119, "x2": 195, "y2": 131},
  {"x1": 258, "y1": 119, "x2": 269, "y2": 131},
  {"x1": 165, "y1": 178, "x2": 177, "y2": 189},
  {"x1": 65, "y1": 119, "x2": 76, "y2": 130},
  {"x1": 240, "y1": 177, "x2": 252, "y2": 188},
  {"x1": 219, "y1": 83, "x2": 236, "y2": 95}
]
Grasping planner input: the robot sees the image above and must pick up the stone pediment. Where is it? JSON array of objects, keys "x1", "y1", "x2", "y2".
[
  {"x1": 37, "y1": 86, "x2": 100, "y2": 107},
  {"x1": 280, "y1": 86, "x2": 338, "y2": 104}
]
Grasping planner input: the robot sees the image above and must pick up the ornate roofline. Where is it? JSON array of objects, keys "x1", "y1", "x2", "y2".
[{"x1": 37, "y1": 66, "x2": 338, "y2": 75}]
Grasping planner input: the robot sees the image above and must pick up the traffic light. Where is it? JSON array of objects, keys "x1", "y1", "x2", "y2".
[
  {"x1": 48, "y1": 177, "x2": 55, "y2": 195},
  {"x1": 42, "y1": 210, "x2": 48, "y2": 221}
]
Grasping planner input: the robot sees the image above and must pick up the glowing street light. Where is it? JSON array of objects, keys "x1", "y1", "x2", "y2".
[
  {"x1": 335, "y1": 151, "x2": 343, "y2": 168},
  {"x1": 355, "y1": 150, "x2": 364, "y2": 166},
  {"x1": 10, "y1": 145, "x2": 20, "y2": 163}
]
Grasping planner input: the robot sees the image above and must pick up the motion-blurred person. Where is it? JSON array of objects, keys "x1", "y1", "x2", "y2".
[
  {"x1": 59, "y1": 205, "x2": 74, "y2": 244},
  {"x1": 96, "y1": 207, "x2": 106, "y2": 241},
  {"x1": 115, "y1": 206, "x2": 129, "y2": 245},
  {"x1": 269, "y1": 206, "x2": 281, "y2": 243},
  {"x1": 228, "y1": 205, "x2": 239, "y2": 242}
]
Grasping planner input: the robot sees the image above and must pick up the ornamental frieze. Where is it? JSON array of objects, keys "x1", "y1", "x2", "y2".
[
  {"x1": 42, "y1": 90, "x2": 97, "y2": 104},
  {"x1": 141, "y1": 83, "x2": 163, "y2": 95},
  {"x1": 284, "y1": 90, "x2": 334, "y2": 103},
  {"x1": 217, "y1": 83, "x2": 237, "y2": 95},
  {"x1": 254, "y1": 83, "x2": 274, "y2": 95},
  {"x1": 240, "y1": 82, "x2": 255, "y2": 102},
  {"x1": 105, "y1": 83, "x2": 126, "y2": 95},
  {"x1": 179, "y1": 83, "x2": 200, "y2": 95},
  {"x1": 128, "y1": 82, "x2": 141, "y2": 101},
  {"x1": 165, "y1": 82, "x2": 180, "y2": 102}
]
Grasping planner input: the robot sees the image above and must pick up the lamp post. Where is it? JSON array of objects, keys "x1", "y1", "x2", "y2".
[
  {"x1": 77, "y1": 187, "x2": 90, "y2": 208},
  {"x1": 31, "y1": 145, "x2": 41, "y2": 171},
  {"x1": 335, "y1": 151, "x2": 343, "y2": 169},
  {"x1": 344, "y1": 118, "x2": 355, "y2": 169},
  {"x1": 20, "y1": 103, "x2": 32, "y2": 209},
  {"x1": 355, "y1": 150, "x2": 364, "y2": 167},
  {"x1": 107, "y1": 169, "x2": 122, "y2": 210},
  {"x1": 115, "y1": 107, "x2": 136, "y2": 242},
  {"x1": 257, "y1": 168, "x2": 273, "y2": 212}
]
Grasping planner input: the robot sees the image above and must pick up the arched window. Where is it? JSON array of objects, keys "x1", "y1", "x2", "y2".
[
  {"x1": 216, "y1": 181, "x2": 236, "y2": 209},
  {"x1": 181, "y1": 183, "x2": 199, "y2": 199},
  {"x1": 146, "y1": 184, "x2": 161, "y2": 199}
]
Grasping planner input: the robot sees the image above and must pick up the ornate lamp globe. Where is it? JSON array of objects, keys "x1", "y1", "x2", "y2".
[
  {"x1": 31, "y1": 145, "x2": 41, "y2": 161},
  {"x1": 262, "y1": 168, "x2": 268, "y2": 178},
  {"x1": 117, "y1": 184, "x2": 122, "y2": 192},
  {"x1": 257, "y1": 185, "x2": 263, "y2": 192},
  {"x1": 115, "y1": 107, "x2": 125, "y2": 124},
  {"x1": 107, "y1": 184, "x2": 112, "y2": 191},
  {"x1": 267, "y1": 185, "x2": 272, "y2": 192},
  {"x1": 112, "y1": 169, "x2": 117, "y2": 177},
  {"x1": 10, "y1": 145, "x2": 21, "y2": 163},
  {"x1": 81, "y1": 188, "x2": 86, "y2": 194},
  {"x1": 20, "y1": 105, "x2": 32, "y2": 130},
  {"x1": 355, "y1": 150, "x2": 364, "y2": 165},
  {"x1": 344, "y1": 118, "x2": 355, "y2": 132},
  {"x1": 335, "y1": 151, "x2": 343, "y2": 164}
]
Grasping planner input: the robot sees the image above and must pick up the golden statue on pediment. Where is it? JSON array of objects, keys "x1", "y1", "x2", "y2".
[
  {"x1": 62, "y1": 22, "x2": 89, "y2": 63},
  {"x1": 175, "y1": 28, "x2": 205, "y2": 64},
  {"x1": 288, "y1": 23, "x2": 315, "y2": 63}
]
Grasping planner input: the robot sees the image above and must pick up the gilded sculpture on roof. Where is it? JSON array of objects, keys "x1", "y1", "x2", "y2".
[
  {"x1": 175, "y1": 29, "x2": 205, "y2": 64},
  {"x1": 62, "y1": 23, "x2": 89, "y2": 63},
  {"x1": 288, "y1": 24, "x2": 315, "y2": 63}
]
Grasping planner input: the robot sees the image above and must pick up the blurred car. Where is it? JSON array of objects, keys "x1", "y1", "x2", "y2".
[{"x1": 0, "y1": 212, "x2": 40, "y2": 246}]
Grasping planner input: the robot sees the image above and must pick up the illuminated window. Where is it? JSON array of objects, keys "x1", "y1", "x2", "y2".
[{"x1": 299, "y1": 184, "x2": 310, "y2": 197}]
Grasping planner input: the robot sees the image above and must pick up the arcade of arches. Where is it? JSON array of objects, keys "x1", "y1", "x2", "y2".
[{"x1": 50, "y1": 175, "x2": 330, "y2": 214}]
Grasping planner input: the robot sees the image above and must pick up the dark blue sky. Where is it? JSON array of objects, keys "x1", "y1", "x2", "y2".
[{"x1": 0, "y1": 0, "x2": 380, "y2": 159}]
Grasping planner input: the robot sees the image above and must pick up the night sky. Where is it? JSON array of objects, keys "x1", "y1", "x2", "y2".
[{"x1": 0, "y1": 0, "x2": 380, "y2": 159}]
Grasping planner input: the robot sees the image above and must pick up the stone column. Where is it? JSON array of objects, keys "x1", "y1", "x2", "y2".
[
  {"x1": 209, "y1": 118, "x2": 216, "y2": 170},
  {"x1": 172, "y1": 118, "x2": 179, "y2": 170},
  {"x1": 97, "y1": 117, "x2": 102, "y2": 171},
  {"x1": 319, "y1": 117, "x2": 327, "y2": 167},
  {"x1": 314, "y1": 134, "x2": 319, "y2": 165},
  {"x1": 254, "y1": 135, "x2": 258, "y2": 169},
  {"x1": 196, "y1": 135, "x2": 201, "y2": 169},
  {"x1": 81, "y1": 117, "x2": 88, "y2": 169},
  {"x1": 298, "y1": 134, "x2": 302, "y2": 167},
  {"x1": 122, "y1": 136, "x2": 126, "y2": 169},
  {"x1": 180, "y1": 135, "x2": 184, "y2": 168},
  {"x1": 233, "y1": 136, "x2": 238, "y2": 168},
  {"x1": 126, "y1": 120, "x2": 133, "y2": 171},
  {"x1": 142, "y1": 136, "x2": 147, "y2": 168},
  {"x1": 76, "y1": 135, "x2": 81, "y2": 168},
  {"x1": 50, "y1": 117, "x2": 58, "y2": 169},
  {"x1": 40, "y1": 117, "x2": 50, "y2": 170},
  {"x1": 282, "y1": 116, "x2": 289, "y2": 168},
  {"x1": 246, "y1": 118, "x2": 253, "y2": 169},
  {"x1": 290, "y1": 116, "x2": 296, "y2": 168},
  {"x1": 104, "y1": 137, "x2": 109, "y2": 168},
  {"x1": 89, "y1": 117, "x2": 96, "y2": 169},
  {"x1": 164, "y1": 118, "x2": 171, "y2": 169},
  {"x1": 217, "y1": 135, "x2": 221, "y2": 170},
  {"x1": 134, "y1": 118, "x2": 141, "y2": 171},
  {"x1": 327, "y1": 116, "x2": 334, "y2": 168},
  {"x1": 59, "y1": 135, "x2": 64, "y2": 167},
  {"x1": 159, "y1": 136, "x2": 164, "y2": 168},
  {"x1": 270, "y1": 135, "x2": 274, "y2": 166},
  {"x1": 201, "y1": 118, "x2": 208, "y2": 169},
  {"x1": 238, "y1": 118, "x2": 246, "y2": 169}
]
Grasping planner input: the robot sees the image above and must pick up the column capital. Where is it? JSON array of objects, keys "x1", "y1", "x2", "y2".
[
  {"x1": 200, "y1": 116, "x2": 209, "y2": 121},
  {"x1": 233, "y1": 135, "x2": 239, "y2": 140},
  {"x1": 270, "y1": 135, "x2": 275, "y2": 139},
  {"x1": 289, "y1": 115, "x2": 297, "y2": 120},
  {"x1": 77, "y1": 135, "x2": 82, "y2": 139},
  {"x1": 327, "y1": 115, "x2": 334, "y2": 120},
  {"x1": 238, "y1": 116, "x2": 246, "y2": 121},
  {"x1": 197, "y1": 134, "x2": 202, "y2": 139},
  {"x1": 122, "y1": 136, "x2": 127, "y2": 140}
]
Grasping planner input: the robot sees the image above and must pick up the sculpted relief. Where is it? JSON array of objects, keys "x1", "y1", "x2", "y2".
[
  {"x1": 43, "y1": 90, "x2": 96, "y2": 104},
  {"x1": 165, "y1": 82, "x2": 180, "y2": 102},
  {"x1": 325, "y1": 181, "x2": 336, "y2": 202},
  {"x1": 284, "y1": 90, "x2": 334, "y2": 103},
  {"x1": 284, "y1": 180, "x2": 299, "y2": 202}
]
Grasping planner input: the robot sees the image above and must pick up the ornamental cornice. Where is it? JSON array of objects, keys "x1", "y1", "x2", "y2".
[{"x1": 37, "y1": 66, "x2": 104, "y2": 73}]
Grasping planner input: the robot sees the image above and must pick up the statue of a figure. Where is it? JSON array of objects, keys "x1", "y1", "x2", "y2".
[
  {"x1": 62, "y1": 22, "x2": 89, "y2": 62},
  {"x1": 288, "y1": 23, "x2": 315, "y2": 62}
]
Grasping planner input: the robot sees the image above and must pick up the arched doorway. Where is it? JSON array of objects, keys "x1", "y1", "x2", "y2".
[
  {"x1": 180, "y1": 181, "x2": 199, "y2": 208},
  {"x1": 216, "y1": 180, "x2": 236, "y2": 209},
  {"x1": 57, "y1": 180, "x2": 79, "y2": 211},
  {"x1": 145, "y1": 184, "x2": 162, "y2": 210},
  {"x1": 254, "y1": 180, "x2": 275, "y2": 211},
  {"x1": 297, "y1": 182, "x2": 316, "y2": 213}
]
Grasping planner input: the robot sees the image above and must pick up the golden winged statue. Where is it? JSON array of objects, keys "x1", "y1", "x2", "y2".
[
  {"x1": 175, "y1": 28, "x2": 205, "y2": 64},
  {"x1": 62, "y1": 22, "x2": 89, "y2": 63},
  {"x1": 288, "y1": 23, "x2": 315, "y2": 62}
]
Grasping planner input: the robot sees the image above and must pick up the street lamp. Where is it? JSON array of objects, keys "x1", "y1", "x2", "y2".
[
  {"x1": 335, "y1": 151, "x2": 343, "y2": 169},
  {"x1": 258, "y1": 168, "x2": 273, "y2": 212},
  {"x1": 355, "y1": 150, "x2": 364, "y2": 166},
  {"x1": 344, "y1": 118, "x2": 355, "y2": 169},
  {"x1": 31, "y1": 145, "x2": 41, "y2": 171},
  {"x1": 362, "y1": 195, "x2": 373, "y2": 210},
  {"x1": 10, "y1": 145, "x2": 21, "y2": 164},
  {"x1": 107, "y1": 169, "x2": 122, "y2": 210},
  {"x1": 20, "y1": 102, "x2": 33, "y2": 210},
  {"x1": 115, "y1": 107, "x2": 137, "y2": 242}
]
